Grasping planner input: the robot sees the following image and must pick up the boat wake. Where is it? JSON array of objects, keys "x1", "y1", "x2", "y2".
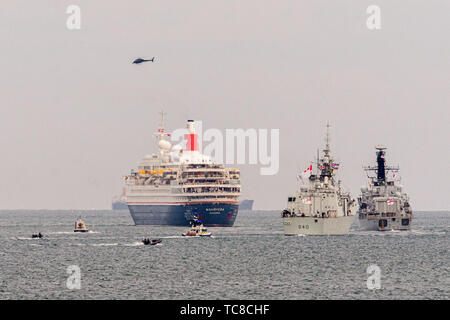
[
  {"x1": 48, "y1": 231, "x2": 73, "y2": 235},
  {"x1": 411, "y1": 229, "x2": 446, "y2": 236},
  {"x1": 47, "y1": 230, "x2": 99, "y2": 235},
  {"x1": 91, "y1": 243, "x2": 118, "y2": 247},
  {"x1": 124, "y1": 241, "x2": 144, "y2": 246}
]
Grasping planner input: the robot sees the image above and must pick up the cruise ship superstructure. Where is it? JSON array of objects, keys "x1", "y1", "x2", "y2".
[{"x1": 124, "y1": 117, "x2": 241, "y2": 226}]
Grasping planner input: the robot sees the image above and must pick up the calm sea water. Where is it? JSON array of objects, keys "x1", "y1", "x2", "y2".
[{"x1": 0, "y1": 210, "x2": 448, "y2": 300}]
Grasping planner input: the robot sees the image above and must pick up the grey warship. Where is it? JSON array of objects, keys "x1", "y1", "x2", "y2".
[
  {"x1": 281, "y1": 124, "x2": 357, "y2": 235},
  {"x1": 358, "y1": 146, "x2": 413, "y2": 231}
]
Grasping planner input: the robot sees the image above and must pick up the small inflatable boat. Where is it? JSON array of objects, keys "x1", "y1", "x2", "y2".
[{"x1": 142, "y1": 238, "x2": 162, "y2": 246}]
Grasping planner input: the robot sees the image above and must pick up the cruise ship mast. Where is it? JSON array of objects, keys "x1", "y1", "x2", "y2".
[
  {"x1": 153, "y1": 110, "x2": 173, "y2": 163},
  {"x1": 155, "y1": 110, "x2": 170, "y2": 141}
]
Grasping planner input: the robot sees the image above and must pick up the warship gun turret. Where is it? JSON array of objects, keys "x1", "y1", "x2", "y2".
[
  {"x1": 281, "y1": 124, "x2": 357, "y2": 235},
  {"x1": 358, "y1": 146, "x2": 413, "y2": 231}
]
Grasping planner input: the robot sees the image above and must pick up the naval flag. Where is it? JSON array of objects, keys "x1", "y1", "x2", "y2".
[{"x1": 297, "y1": 165, "x2": 312, "y2": 182}]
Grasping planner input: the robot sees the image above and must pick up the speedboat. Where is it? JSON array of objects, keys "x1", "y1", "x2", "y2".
[
  {"x1": 182, "y1": 219, "x2": 212, "y2": 237},
  {"x1": 142, "y1": 238, "x2": 162, "y2": 246},
  {"x1": 31, "y1": 233, "x2": 43, "y2": 239},
  {"x1": 74, "y1": 218, "x2": 89, "y2": 232}
]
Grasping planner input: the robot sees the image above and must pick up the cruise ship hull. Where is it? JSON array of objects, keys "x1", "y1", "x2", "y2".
[
  {"x1": 128, "y1": 202, "x2": 239, "y2": 227},
  {"x1": 283, "y1": 215, "x2": 356, "y2": 236},
  {"x1": 358, "y1": 216, "x2": 411, "y2": 231}
]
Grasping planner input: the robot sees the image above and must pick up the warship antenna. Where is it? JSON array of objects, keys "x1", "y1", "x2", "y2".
[
  {"x1": 316, "y1": 148, "x2": 320, "y2": 173},
  {"x1": 324, "y1": 121, "x2": 331, "y2": 157}
]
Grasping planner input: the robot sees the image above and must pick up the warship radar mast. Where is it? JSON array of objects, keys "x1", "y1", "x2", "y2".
[
  {"x1": 363, "y1": 145, "x2": 399, "y2": 186},
  {"x1": 323, "y1": 122, "x2": 331, "y2": 157},
  {"x1": 318, "y1": 122, "x2": 333, "y2": 181}
]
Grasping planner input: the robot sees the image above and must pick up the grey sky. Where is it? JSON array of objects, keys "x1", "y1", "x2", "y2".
[{"x1": 0, "y1": 1, "x2": 448, "y2": 210}]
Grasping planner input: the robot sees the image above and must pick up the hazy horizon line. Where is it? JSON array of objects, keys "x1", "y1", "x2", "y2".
[{"x1": 0, "y1": 208, "x2": 448, "y2": 213}]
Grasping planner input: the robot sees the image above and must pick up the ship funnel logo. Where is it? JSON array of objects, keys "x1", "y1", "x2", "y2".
[{"x1": 184, "y1": 133, "x2": 199, "y2": 151}]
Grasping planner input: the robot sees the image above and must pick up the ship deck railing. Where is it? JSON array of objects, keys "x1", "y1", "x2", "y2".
[
  {"x1": 181, "y1": 191, "x2": 241, "y2": 196},
  {"x1": 181, "y1": 167, "x2": 226, "y2": 172},
  {"x1": 180, "y1": 181, "x2": 239, "y2": 186},
  {"x1": 180, "y1": 177, "x2": 229, "y2": 182},
  {"x1": 361, "y1": 212, "x2": 412, "y2": 219},
  {"x1": 282, "y1": 214, "x2": 349, "y2": 218}
]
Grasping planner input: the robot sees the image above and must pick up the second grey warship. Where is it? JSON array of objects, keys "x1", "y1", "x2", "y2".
[
  {"x1": 281, "y1": 125, "x2": 357, "y2": 235},
  {"x1": 358, "y1": 146, "x2": 413, "y2": 231}
]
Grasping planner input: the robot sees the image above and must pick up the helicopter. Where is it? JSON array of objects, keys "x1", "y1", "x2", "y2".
[{"x1": 132, "y1": 57, "x2": 155, "y2": 64}]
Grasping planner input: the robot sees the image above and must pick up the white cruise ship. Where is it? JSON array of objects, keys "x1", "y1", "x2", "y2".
[{"x1": 124, "y1": 116, "x2": 241, "y2": 226}]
